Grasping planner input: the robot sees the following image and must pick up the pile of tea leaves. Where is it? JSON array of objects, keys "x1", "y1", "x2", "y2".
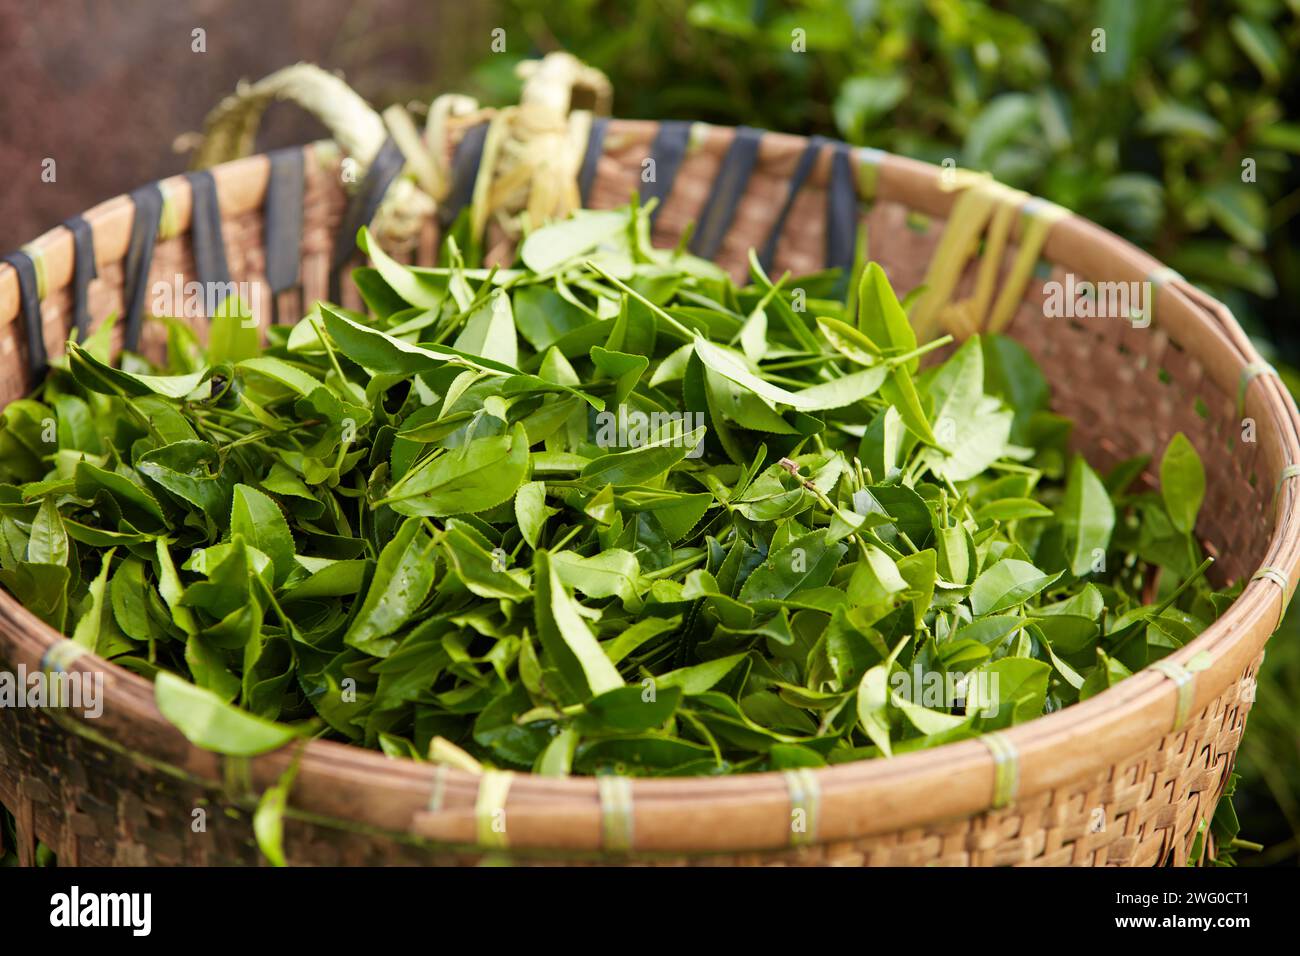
[{"x1": 0, "y1": 201, "x2": 1234, "y2": 776}]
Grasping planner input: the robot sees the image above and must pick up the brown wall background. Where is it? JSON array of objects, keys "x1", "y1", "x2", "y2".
[{"x1": 0, "y1": 0, "x2": 495, "y2": 250}]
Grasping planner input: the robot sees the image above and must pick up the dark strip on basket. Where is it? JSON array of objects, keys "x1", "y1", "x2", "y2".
[
  {"x1": 0, "y1": 250, "x2": 46, "y2": 379},
  {"x1": 690, "y1": 126, "x2": 763, "y2": 261},
  {"x1": 185, "y1": 170, "x2": 232, "y2": 312},
  {"x1": 578, "y1": 116, "x2": 609, "y2": 206},
  {"x1": 757, "y1": 134, "x2": 828, "y2": 272},
  {"x1": 825, "y1": 142, "x2": 856, "y2": 274},
  {"x1": 640, "y1": 120, "x2": 691, "y2": 226},
  {"x1": 264, "y1": 148, "x2": 306, "y2": 324},
  {"x1": 438, "y1": 121, "x2": 489, "y2": 230},
  {"x1": 123, "y1": 183, "x2": 164, "y2": 353},
  {"x1": 62, "y1": 215, "x2": 97, "y2": 342},
  {"x1": 330, "y1": 136, "x2": 406, "y2": 302}
]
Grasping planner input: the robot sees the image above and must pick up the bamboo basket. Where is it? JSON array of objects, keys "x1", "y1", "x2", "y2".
[{"x1": 1, "y1": 57, "x2": 1298, "y2": 867}]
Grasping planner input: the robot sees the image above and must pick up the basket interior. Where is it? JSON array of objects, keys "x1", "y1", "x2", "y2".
[{"x1": 0, "y1": 118, "x2": 1291, "y2": 866}]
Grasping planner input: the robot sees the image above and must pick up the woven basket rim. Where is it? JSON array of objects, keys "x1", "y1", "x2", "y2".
[{"x1": 1, "y1": 124, "x2": 1298, "y2": 856}]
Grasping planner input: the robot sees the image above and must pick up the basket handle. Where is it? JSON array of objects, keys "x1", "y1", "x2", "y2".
[
  {"x1": 186, "y1": 63, "x2": 389, "y2": 173},
  {"x1": 516, "y1": 51, "x2": 612, "y2": 117},
  {"x1": 183, "y1": 54, "x2": 613, "y2": 253},
  {"x1": 186, "y1": 54, "x2": 611, "y2": 174},
  {"x1": 183, "y1": 63, "x2": 448, "y2": 252}
]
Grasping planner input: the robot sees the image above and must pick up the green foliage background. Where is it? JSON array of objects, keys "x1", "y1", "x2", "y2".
[{"x1": 479, "y1": 0, "x2": 1300, "y2": 864}]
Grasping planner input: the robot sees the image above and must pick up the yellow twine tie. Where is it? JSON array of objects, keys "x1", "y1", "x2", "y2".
[
  {"x1": 427, "y1": 764, "x2": 450, "y2": 813},
  {"x1": 1238, "y1": 361, "x2": 1277, "y2": 417},
  {"x1": 158, "y1": 179, "x2": 182, "y2": 241},
  {"x1": 40, "y1": 639, "x2": 89, "y2": 711},
  {"x1": 985, "y1": 196, "x2": 1069, "y2": 334},
  {"x1": 40, "y1": 638, "x2": 88, "y2": 674},
  {"x1": 783, "y1": 767, "x2": 822, "y2": 847},
  {"x1": 979, "y1": 732, "x2": 1020, "y2": 810},
  {"x1": 911, "y1": 174, "x2": 1000, "y2": 340},
  {"x1": 1252, "y1": 565, "x2": 1291, "y2": 632},
  {"x1": 19, "y1": 243, "x2": 47, "y2": 299},
  {"x1": 597, "y1": 774, "x2": 635, "y2": 852},
  {"x1": 855, "y1": 147, "x2": 887, "y2": 202},
  {"x1": 1252, "y1": 565, "x2": 1289, "y2": 592},
  {"x1": 912, "y1": 170, "x2": 1068, "y2": 341},
  {"x1": 1274, "y1": 463, "x2": 1300, "y2": 512},
  {"x1": 1149, "y1": 659, "x2": 1197, "y2": 731},
  {"x1": 1148, "y1": 265, "x2": 1183, "y2": 286},
  {"x1": 474, "y1": 770, "x2": 514, "y2": 849}
]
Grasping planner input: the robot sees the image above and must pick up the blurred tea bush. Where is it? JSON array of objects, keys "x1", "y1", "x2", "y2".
[
  {"x1": 489, "y1": 0, "x2": 1299, "y2": 352},
  {"x1": 487, "y1": 0, "x2": 1300, "y2": 863}
]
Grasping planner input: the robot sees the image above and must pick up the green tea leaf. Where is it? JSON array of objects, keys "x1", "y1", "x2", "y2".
[
  {"x1": 579, "y1": 684, "x2": 682, "y2": 733},
  {"x1": 27, "y1": 497, "x2": 68, "y2": 566},
  {"x1": 919, "y1": 336, "x2": 1013, "y2": 480},
  {"x1": 231, "y1": 484, "x2": 296, "y2": 586},
  {"x1": 1160, "y1": 432, "x2": 1205, "y2": 535},
  {"x1": 384, "y1": 423, "x2": 530, "y2": 517},
  {"x1": 1059, "y1": 456, "x2": 1115, "y2": 577},
  {"x1": 345, "y1": 517, "x2": 438, "y2": 657},
  {"x1": 520, "y1": 209, "x2": 628, "y2": 273},
  {"x1": 857, "y1": 262, "x2": 917, "y2": 366},
  {"x1": 209, "y1": 296, "x2": 260, "y2": 364},
  {"x1": 71, "y1": 548, "x2": 116, "y2": 652},
  {"x1": 856, "y1": 665, "x2": 894, "y2": 757},
  {"x1": 533, "y1": 550, "x2": 625, "y2": 702},
  {"x1": 358, "y1": 226, "x2": 445, "y2": 308},
  {"x1": 740, "y1": 529, "x2": 848, "y2": 603},
  {"x1": 155, "y1": 671, "x2": 297, "y2": 756},
  {"x1": 970, "y1": 560, "x2": 1062, "y2": 615}
]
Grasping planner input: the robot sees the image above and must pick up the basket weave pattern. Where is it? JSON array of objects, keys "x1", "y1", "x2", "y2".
[{"x1": 0, "y1": 119, "x2": 1296, "y2": 866}]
